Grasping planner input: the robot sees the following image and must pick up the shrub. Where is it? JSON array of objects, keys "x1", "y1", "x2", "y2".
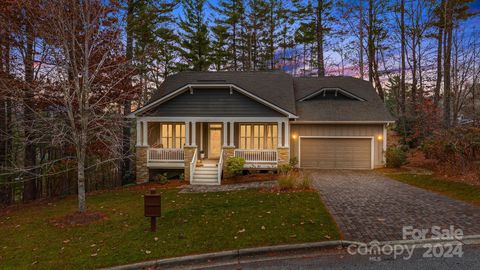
[
  {"x1": 277, "y1": 172, "x2": 296, "y2": 190},
  {"x1": 385, "y1": 146, "x2": 407, "y2": 168},
  {"x1": 277, "y1": 164, "x2": 292, "y2": 174},
  {"x1": 289, "y1": 157, "x2": 298, "y2": 168},
  {"x1": 152, "y1": 173, "x2": 168, "y2": 184},
  {"x1": 225, "y1": 156, "x2": 245, "y2": 175},
  {"x1": 277, "y1": 171, "x2": 312, "y2": 191},
  {"x1": 297, "y1": 172, "x2": 312, "y2": 189}
]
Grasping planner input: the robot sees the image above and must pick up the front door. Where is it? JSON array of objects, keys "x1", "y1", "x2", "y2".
[{"x1": 208, "y1": 124, "x2": 222, "y2": 159}]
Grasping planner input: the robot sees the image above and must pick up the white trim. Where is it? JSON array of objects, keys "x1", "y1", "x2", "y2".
[
  {"x1": 298, "y1": 136, "x2": 374, "y2": 170},
  {"x1": 136, "y1": 120, "x2": 142, "y2": 146},
  {"x1": 291, "y1": 121, "x2": 396, "y2": 124},
  {"x1": 298, "y1": 88, "x2": 366, "y2": 102},
  {"x1": 128, "y1": 83, "x2": 298, "y2": 118},
  {"x1": 229, "y1": 121, "x2": 234, "y2": 147},
  {"x1": 200, "y1": 123, "x2": 204, "y2": 152},
  {"x1": 185, "y1": 121, "x2": 190, "y2": 146},
  {"x1": 137, "y1": 116, "x2": 289, "y2": 123},
  {"x1": 382, "y1": 124, "x2": 387, "y2": 164},
  {"x1": 222, "y1": 121, "x2": 228, "y2": 147},
  {"x1": 277, "y1": 122, "x2": 283, "y2": 148},
  {"x1": 191, "y1": 121, "x2": 197, "y2": 147},
  {"x1": 142, "y1": 121, "x2": 148, "y2": 146},
  {"x1": 284, "y1": 120, "x2": 290, "y2": 147}
]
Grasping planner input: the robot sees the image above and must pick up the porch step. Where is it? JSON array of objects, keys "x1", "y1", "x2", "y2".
[{"x1": 192, "y1": 165, "x2": 219, "y2": 185}]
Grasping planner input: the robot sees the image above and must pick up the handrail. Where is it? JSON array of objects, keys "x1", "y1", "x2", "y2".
[
  {"x1": 189, "y1": 148, "x2": 198, "y2": 184},
  {"x1": 217, "y1": 149, "x2": 224, "y2": 184},
  {"x1": 234, "y1": 149, "x2": 277, "y2": 163}
]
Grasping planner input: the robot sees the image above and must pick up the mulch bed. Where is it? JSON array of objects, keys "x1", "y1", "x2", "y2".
[
  {"x1": 49, "y1": 210, "x2": 108, "y2": 228},
  {"x1": 222, "y1": 173, "x2": 276, "y2": 185}
]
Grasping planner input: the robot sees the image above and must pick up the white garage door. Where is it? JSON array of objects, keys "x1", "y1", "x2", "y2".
[{"x1": 300, "y1": 138, "x2": 372, "y2": 169}]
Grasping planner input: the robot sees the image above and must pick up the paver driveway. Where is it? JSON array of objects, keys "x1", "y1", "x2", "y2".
[{"x1": 310, "y1": 170, "x2": 480, "y2": 242}]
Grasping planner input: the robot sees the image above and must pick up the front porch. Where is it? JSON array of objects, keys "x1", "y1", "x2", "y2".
[{"x1": 135, "y1": 118, "x2": 290, "y2": 185}]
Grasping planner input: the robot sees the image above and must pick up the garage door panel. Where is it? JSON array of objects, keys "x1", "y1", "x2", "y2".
[{"x1": 300, "y1": 138, "x2": 371, "y2": 169}]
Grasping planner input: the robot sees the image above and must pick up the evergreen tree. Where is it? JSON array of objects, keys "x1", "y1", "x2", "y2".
[
  {"x1": 211, "y1": 25, "x2": 229, "y2": 70},
  {"x1": 178, "y1": 0, "x2": 211, "y2": 71},
  {"x1": 211, "y1": 0, "x2": 245, "y2": 70}
]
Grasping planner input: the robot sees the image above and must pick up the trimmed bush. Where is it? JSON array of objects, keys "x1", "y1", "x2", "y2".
[
  {"x1": 385, "y1": 146, "x2": 407, "y2": 168},
  {"x1": 225, "y1": 156, "x2": 245, "y2": 175}
]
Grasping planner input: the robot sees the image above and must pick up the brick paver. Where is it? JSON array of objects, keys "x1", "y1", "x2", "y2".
[{"x1": 310, "y1": 170, "x2": 480, "y2": 242}]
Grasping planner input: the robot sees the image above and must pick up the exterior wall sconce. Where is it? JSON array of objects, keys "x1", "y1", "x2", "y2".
[
  {"x1": 292, "y1": 134, "x2": 298, "y2": 139},
  {"x1": 377, "y1": 135, "x2": 383, "y2": 141}
]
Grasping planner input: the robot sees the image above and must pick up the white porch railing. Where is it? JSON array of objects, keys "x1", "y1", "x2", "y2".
[
  {"x1": 217, "y1": 149, "x2": 224, "y2": 184},
  {"x1": 234, "y1": 149, "x2": 278, "y2": 163},
  {"x1": 189, "y1": 148, "x2": 198, "y2": 183},
  {"x1": 148, "y1": 148, "x2": 185, "y2": 162}
]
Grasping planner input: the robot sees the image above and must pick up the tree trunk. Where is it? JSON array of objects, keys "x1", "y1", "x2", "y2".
[
  {"x1": 367, "y1": 0, "x2": 374, "y2": 83},
  {"x1": 400, "y1": 0, "x2": 406, "y2": 116},
  {"x1": 443, "y1": 0, "x2": 452, "y2": 127},
  {"x1": 359, "y1": 0, "x2": 364, "y2": 79},
  {"x1": 316, "y1": 0, "x2": 325, "y2": 76},
  {"x1": 434, "y1": 27, "x2": 443, "y2": 107},
  {"x1": 23, "y1": 18, "x2": 37, "y2": 201},
  {"x1": 77, "y1": 146, "x2": 86, "y2": 212},
  {"x1": 122, "y1": 0, "x2": 134, "y2": 183}
]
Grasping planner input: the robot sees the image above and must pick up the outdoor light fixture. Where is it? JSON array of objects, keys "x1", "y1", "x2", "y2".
[
  {"x1": 377, "y1": 135, "x2": 383, "y2": 141},
  {"x1": 292, "y1": 134, "x2": 298, "y2": 139}
]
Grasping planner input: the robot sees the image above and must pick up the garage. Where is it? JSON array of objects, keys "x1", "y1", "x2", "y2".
[{"x1": 299, "y1": 137, "x2": 373, "y2": 169}]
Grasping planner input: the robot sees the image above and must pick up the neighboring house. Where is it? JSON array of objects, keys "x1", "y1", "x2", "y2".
[{"x1": 129, "y1": 71, "x2": 395, "y2": 185}]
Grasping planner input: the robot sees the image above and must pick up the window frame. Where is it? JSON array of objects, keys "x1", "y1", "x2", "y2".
[
  {"x1": 160, "y1": 123, "x2": 186, "y2": 149},
  {"x1": 239, "y1": 123, "x2": 277, "y2": 150}
]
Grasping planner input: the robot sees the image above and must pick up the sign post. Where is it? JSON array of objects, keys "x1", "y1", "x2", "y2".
[{"x1": 144, "y1": 188, "x2": 161, "y2": 232}]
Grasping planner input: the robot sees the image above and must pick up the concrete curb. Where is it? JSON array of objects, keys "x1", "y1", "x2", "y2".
[
  {"x1": 102, "y1": 235, "x2": 480, "y2": 270},
  {"x1": 101, "y1": 240, "x2": 349, "y2": 270}
]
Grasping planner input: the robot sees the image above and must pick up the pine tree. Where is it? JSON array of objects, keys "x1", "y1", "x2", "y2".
[
  {"x1": 211, "y1": 25, "x2": 229, "y2": 70},
  {"x1": 178, "y1": 0, "x2": 211, "y2": 71},
  {"x1": 211, "y1": 0, "x2": 245, "y2": 70}
]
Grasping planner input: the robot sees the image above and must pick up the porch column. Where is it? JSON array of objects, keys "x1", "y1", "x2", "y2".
[
  {"x1": 277, "y1": 121, "x2": 283, "y2": 147},
  {"x1": 283, "y1": 120, "x2": 289, "y2": 147},
  {"x1": 142, "y1": 120, "x2": 148, "y2": 146},
  {"x1": 223, "y1": 121, "x2": 228, "y2": 147},
  {"x1": 191, "y1": 121, "x2": 197, "y2": 146},
  {"x1": 136, "y1": 120, "x2": 142, "y2": 146},
  {"x1": 185, "y1": 121, "x2": 190, "y2": 146},
  {"x1": 229, "y1": 121, "x2": 235, "y2": 147}
]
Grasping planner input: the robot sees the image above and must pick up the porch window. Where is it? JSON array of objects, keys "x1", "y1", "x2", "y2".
[
  {"x1": 239, "y1": 124, "x2": 277, "y2": 149},
  {"x1": 161, "y1": 123, "x2": 185, "y2": 148}
]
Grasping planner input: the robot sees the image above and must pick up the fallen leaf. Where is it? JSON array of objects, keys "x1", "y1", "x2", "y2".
[
  {"x1": 154, "y1": 237, "x2": 159, "y2": 241},
  {"x1": 63, "y1": 240, "x2": 70, "y2": 244},
  {"x1": 238, "y1": 229, "x2": 245, "y2": 233},
  {"x1": 145, "y1": 250, "x2": 151, "y2": 254},
  {"x1": 91, "y1": 253, "x2": 98, "y2": 257},
  {"x1": 261, "y1": 226, "x2": 265, "y2": 230}
]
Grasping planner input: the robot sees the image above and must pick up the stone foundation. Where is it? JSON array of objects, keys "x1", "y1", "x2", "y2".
[
  {"x1": 222, "y1": 146, "x2": 236, "y2": 178},
  {"x1": 136, "y1": 146, "x2": 149, "y2": 184},
  {"x1": 277, "y1": 147, "x2": 290, "y2": 166}
]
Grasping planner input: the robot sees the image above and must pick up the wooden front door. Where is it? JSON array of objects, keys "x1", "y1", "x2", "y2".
[{"x1": 208, "y1": 124, "x2": 222, "y2": 159}]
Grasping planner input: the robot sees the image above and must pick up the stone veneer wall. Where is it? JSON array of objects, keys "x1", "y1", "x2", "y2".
[
  {"x1": 136, "y1": 146, "x2": 149, "y2": 184},
  {"x1": 221, "y1": 146, "x2": 235, "y2": 178},
  {"x1": 277, "y1": 147, "x2": 290, "y2": 166},
  {"x1": 183, "y1": 146, "x2": 197, "y2": 182}
]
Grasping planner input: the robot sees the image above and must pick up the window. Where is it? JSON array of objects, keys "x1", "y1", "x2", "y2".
[
  {"x1": 239, "y1": 124, "x2": 277, "y2": 149},
  {"x1": 161, "y1": 123, "x2": 185, "y2": 148}
]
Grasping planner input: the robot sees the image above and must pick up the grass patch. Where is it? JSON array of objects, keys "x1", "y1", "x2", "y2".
[
  {"x1": 387, "y1": 173, "x2": 480, "y2": 206},
  {"x1": 0, "y1": 187, "x2": 339, "y2": 269}
]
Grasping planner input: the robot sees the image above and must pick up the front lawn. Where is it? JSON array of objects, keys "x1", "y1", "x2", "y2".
[
  {"x1": 387, "y1": 173, "x2": 480, "y2": 206},
  {"x1": 0, "y1": 186, "x2": 339, "y2": 269}
]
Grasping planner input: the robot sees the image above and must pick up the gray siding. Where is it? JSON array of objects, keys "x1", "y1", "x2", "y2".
[
  {"x1": 143, "y1": 88, "x2": 284, "y2": 117},
  {"x1": 290, "y1": 124, "x2": 385, "y2": 168}
]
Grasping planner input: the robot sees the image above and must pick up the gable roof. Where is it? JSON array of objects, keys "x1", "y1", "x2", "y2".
[
  {"x1": 135, "y1": 72, "x2": 395, "y2": 123},
  {"x1": 293, "y1": 76, "x2": 395, "y2": 122},
  {"x1": 146, "y1": 71, "x2": 297, "y2": 115}
]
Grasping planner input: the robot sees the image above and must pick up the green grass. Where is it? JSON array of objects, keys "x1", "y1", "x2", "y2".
[
  {"x1": 0, "y1": 187, "x2": 339, "y2": 269},
  {"x1": 387, "y1": 173, "x2": 480, "y2": 206}
]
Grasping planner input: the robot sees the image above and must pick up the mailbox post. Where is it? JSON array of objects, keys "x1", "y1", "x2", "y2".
[{"x1": 144, "y1": 188, "x2": 161, "y2": 232}]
